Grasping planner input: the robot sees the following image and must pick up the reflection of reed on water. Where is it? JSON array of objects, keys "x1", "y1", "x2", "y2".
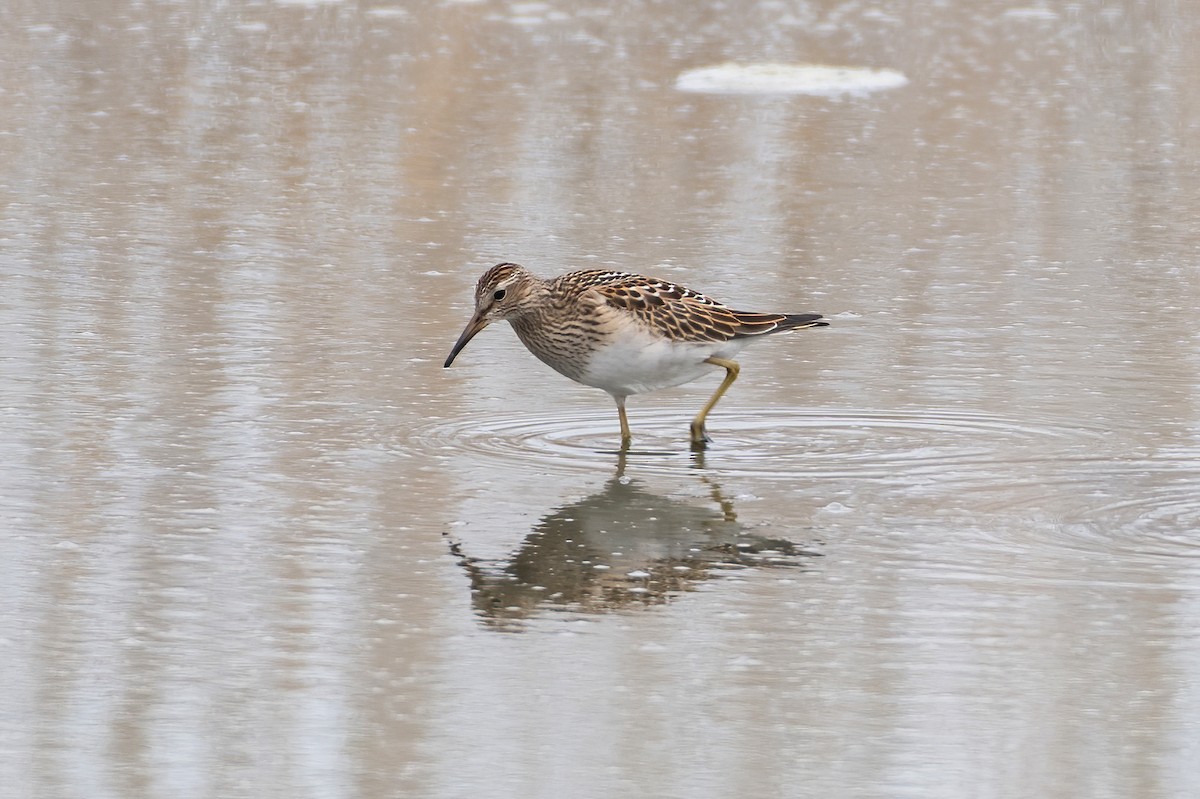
[{"x1": 447, "y1": 460, "x2": 821, "y2": 630}]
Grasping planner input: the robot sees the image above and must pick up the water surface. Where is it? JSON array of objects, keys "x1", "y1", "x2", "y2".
[{"x1": 3, "y1": 1, "x2": 1200, "y2": 797}]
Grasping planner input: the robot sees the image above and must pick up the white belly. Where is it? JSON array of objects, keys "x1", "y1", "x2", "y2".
[{"x1": 577, "y1": 326, "x2": 748, "y2": 397}]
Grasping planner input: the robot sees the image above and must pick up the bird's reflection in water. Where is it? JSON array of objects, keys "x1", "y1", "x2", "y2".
[{"x1": 448, "y1": 454, "x2": 821, "y2": 631}]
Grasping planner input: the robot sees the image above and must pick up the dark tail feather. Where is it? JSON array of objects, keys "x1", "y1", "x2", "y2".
[
  {"x1": 778, "y1": 313, "x2": 828, "y2": 331},
  {"x1": 733, "y1": 311, "x2": 828, "y2": 337}
]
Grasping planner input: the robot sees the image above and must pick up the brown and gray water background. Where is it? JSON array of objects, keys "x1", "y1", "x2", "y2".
[{"x1": 4, "y1": 1, "x2": 1200, "y2": 797}]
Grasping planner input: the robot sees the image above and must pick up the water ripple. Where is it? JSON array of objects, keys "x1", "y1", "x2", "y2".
[
  {"x1": 408, "y1": 406, "x2": 1103, "y2": 480},
  {"x1": 409, "y1": 408, "x2": 1200, "y2": 581}
]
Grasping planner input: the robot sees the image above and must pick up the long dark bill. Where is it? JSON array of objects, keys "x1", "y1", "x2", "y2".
[{"x1": 443, "y1": 313, "x2": 490, "y2": 368}]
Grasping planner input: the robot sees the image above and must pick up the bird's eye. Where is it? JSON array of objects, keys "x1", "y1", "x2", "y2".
[{"x1": 493, "y1": 289, "x2": 507, "y2": 300}]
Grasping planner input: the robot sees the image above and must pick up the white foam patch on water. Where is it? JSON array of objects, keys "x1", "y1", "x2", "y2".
[
  {"x1": 1003, "y1": 7, "x2": 1059, "y2": 21},
  {"x1": 675, "y1": 63, "x2": 908, "y2": 97}
]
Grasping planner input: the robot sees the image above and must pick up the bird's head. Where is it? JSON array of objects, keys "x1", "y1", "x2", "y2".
[{"x1": 444, "y1": 262, "x2": 537, "y2": 367}]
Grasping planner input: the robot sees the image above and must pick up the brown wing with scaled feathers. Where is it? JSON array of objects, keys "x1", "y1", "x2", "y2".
[{"x1": 564, "y1": 270, "x2": 826, "y2": 343}]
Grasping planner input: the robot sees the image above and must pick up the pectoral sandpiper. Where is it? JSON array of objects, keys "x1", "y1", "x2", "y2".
[{"x1": 444, "y1": 262, "x2": 828, "y2": 450}]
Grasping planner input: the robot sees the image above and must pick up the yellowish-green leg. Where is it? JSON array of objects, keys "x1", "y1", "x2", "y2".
[
  {"x1": 690, "y1": 357, "x2": 740, "y2": 448},
  {"x1": 615, "y1": 396, "x2": 632, "y2": 450}
]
